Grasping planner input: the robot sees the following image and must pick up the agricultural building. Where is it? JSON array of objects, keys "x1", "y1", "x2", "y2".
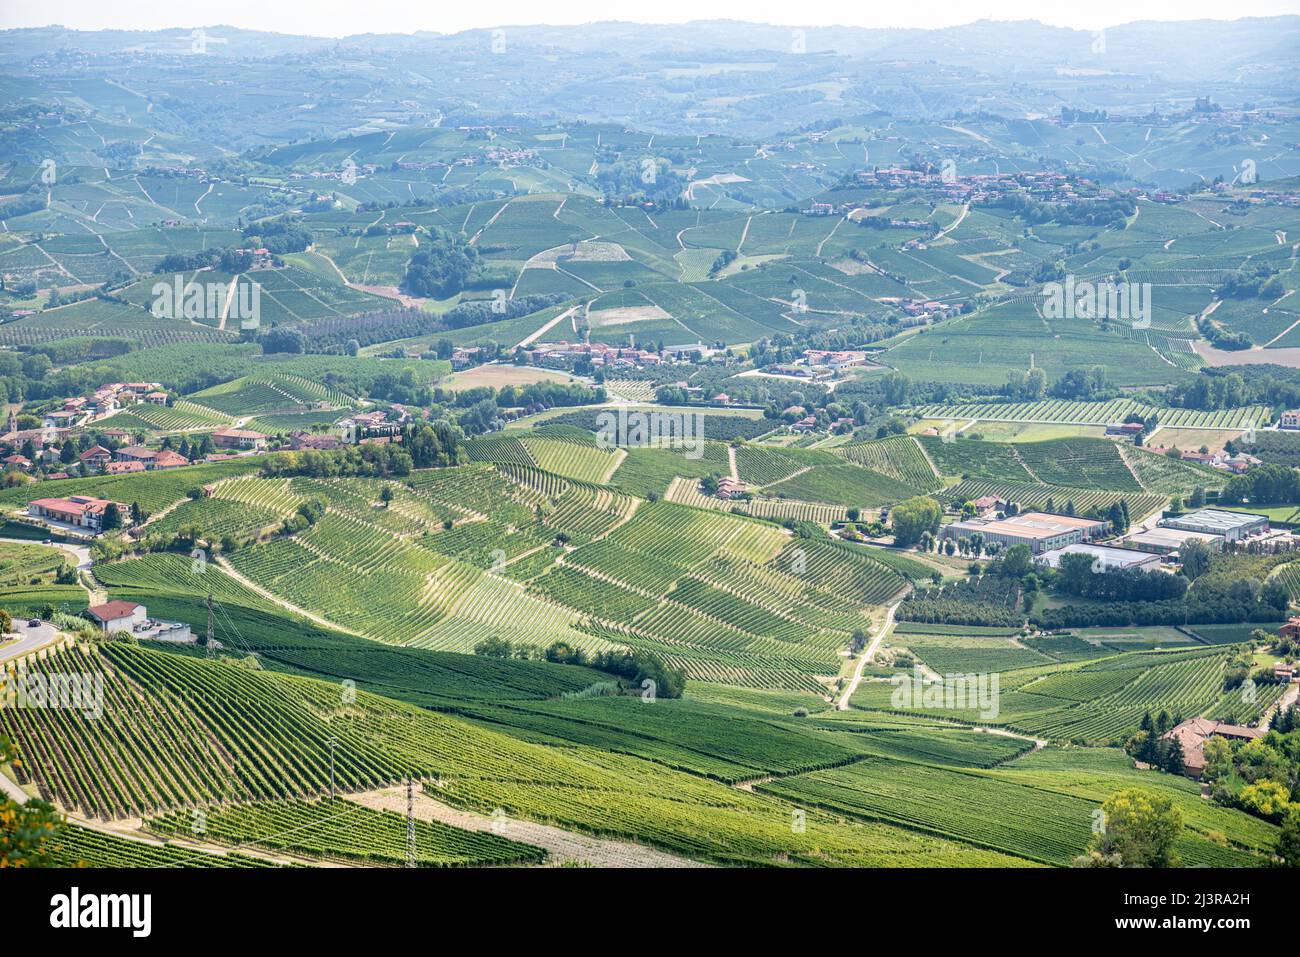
[
  {"x1": 939, "y1": 511, "x2": 1109, "y2": 554},
  {"x1": 1161, "y1": 509, "x2": 1268, "y2": 542}
]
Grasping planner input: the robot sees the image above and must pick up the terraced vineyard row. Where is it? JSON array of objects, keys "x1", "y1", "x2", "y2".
[
  {"x1": 2, "y1": 641, "x2": 619, "y2": 819},
  {"x1": 1119, "y1": 445, "x2": 1226, "y2": 493},
  {"x1": 148, "y1": 798, "x2": 545, "y2": 867},
  {"x1": 51, "y1": 824, "x2": 276, "y2": 868},
  {"x1": 1014, "y1": 439, "x2": 1142, "y2": 492},
  {"x1": 915, "y1": 399, "x2": 1268, "y2": 430},
  {"x1": 665, "y1": 477, "x2": 848, "y2": 523},
  {"x1": 835, "y1": 435, "x2": 941, "y2": 488},
  {"x1": 940, "y1": 479, "x2": 1165, "y2": 519}
]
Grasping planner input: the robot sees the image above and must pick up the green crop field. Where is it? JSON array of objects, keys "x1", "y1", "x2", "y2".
[{"x1": 4, "y1": 21, "x2": 1298, "y2": 880}]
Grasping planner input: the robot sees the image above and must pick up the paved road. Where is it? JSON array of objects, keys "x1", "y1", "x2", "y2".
[
  {"x1": 0, "y1": 618, "x2": 60, "y2": 664},
  {"x1": 0, "y1": 536, "x2": 92, "y2": 571}
]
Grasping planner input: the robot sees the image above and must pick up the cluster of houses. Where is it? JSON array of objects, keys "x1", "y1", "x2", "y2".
[
  {"x1": 80, "y1": 444, "x2": 190, "y2": 474},
  {"x1": 850, "y1": 168, "x2": 1096, "y2": 206},
  {"x1": 1144, "y1": 444, "x2": 1262, "y2": 475},
  {"x1": 523, "y1": 341, "x2": 720, "y2": 371},
  {"x1": 764, "y1": 348, "x2": 882, "y2": 382},
  {"x1": 37, "y1": 381, "x2": 168, "y2": 433}
]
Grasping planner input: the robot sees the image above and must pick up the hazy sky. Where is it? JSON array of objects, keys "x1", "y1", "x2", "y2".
[{"x1": 5, "y1": 0, "x2": 1300, "y2": 36}]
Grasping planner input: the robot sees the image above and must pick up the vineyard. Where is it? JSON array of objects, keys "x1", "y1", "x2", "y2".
[
  {"x1": 834, "y1": 436, "x2": 942, "y2": 490},
  {"x1": 665, "y1": 476, "x2": 849, "y2": 523},
  {"x1": 147, "y1": 798, "x2": 546, "y2": 867},
  {"x1": 850, "y1": 643, "x2": 1265, "y2": 747},
  {"x1": 939, "y1": 479, "x2": 1166, "y2": 519},
  {"x1": 50, "y1": 823, "x2": 277, "y2": 868},
  {"x1": 914, "y1": 399, "x2": 1268, "y2": 430}
]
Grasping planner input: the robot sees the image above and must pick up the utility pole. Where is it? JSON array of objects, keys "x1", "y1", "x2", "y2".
[
  {"x1": 405, "y1": 776, "x2": 416, "y2": 868},
  {"x1": 205, "y1": 593, "x2": 214, "y2": 658},
  {"x1": 327, "y1": 736, "x2": 338, "y2": 800}
]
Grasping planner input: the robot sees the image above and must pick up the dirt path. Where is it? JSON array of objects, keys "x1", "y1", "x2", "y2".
[
  {"x1": 213, "y1": 555, "x2": 366, "y2": 638},
  {"x1": 934, "y1": 203, "x2": 969, "y2": 240},
  {"x1": 517, "y1": 305, "x2": 580, "y2": 349},
  {"x1": 737, "y1": 214, "x2": 752, "y2": 253},
  {"x1": 837, "y1": 602, "x2": 897, "y2": 710},
  {"x1": 352, "y1": 784, "x2": 709, "y2": 867},
  {"x1": 727, "y1": 444, "x2": 739, "y2": 481}
]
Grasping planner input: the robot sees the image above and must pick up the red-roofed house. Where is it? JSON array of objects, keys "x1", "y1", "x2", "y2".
[
  {"x1": 28, "y1": 495, "x2": 128, "y2": 532},
  {"x1": 79, "y1": 445, "x2": 113, "y2": 470},
  {"x1": 150, "y1": 451, "x2": 189, "y2": 470},
  {"x1": 105, "y1": 461, "x2": 146, "y2": 475},
  {"x1": 114, "y1": 446, "x2": 156, "y2": 465},
  {"x1": 1162, "y1": 717, "x2": 1266, "y2": 778},
  {"x1": 87, "y1": 600, "x2": 146, "y2": 634}
]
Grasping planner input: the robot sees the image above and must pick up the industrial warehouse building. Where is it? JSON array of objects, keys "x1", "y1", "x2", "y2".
[
  {"x1": 1123, "y1": 526, "x2": 1224, "y2": 555},
  {"x1": 1160, "y1": 509, "x2": 1268, "y2": 542},
  {"x1": 939, "y1": 512, "x2": 1110, "y2": 554},
  {"x1": 1035, "y1": 542, "x2": 1163, "y2": 572}
]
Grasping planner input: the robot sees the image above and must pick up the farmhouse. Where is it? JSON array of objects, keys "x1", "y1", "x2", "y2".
[
  {"x1": 105, "y1": 461, "x2": 146, "y2": 475},
  {"x1": 1281, "y1": 410, "x2": 1300, "y2": 430},
  {"x1": 211, "y1": 427, "x2": 268, "y2": 450},
  {"x1": 87, "y1": 600, "x2": 146, "y2": 634},
  {"x1": 1105, "y1": 422, "x2": 1144, "y2": 436},
  {"x1": 716, "y1": 477, "x2": 747, "y2": 500},
  {"x1": 115, "y1": 446, "x2": 157, "y2": 464},
  {"x1": 86, "y1": 600, "x2": 192, "y2": 642},
  {"x1": 150, "y1": 451, "x2": 189, "y2": 470},
  {"x1": 1162, "y1": 717, "x2": 1266, "y2": 778},
  {"x1": 940, "y1": 512, "x2": 1110, "y2": 555},
  {"x1": 1161, "y1": 509, "x2": 1268, "y2": 543},
  {"x1": 28, "y1": 495, "x2": 129, "y2": 532}
]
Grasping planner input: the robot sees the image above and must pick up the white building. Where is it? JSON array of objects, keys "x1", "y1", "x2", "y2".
[
  {"x1": 1035, "y1": 543, "x2": 1163, "y2": 572},
  {"x1": 87, "y1": 600, "x2": 147, "y2": 634}
]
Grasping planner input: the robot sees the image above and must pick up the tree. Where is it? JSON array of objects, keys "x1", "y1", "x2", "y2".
[
  {"x1": 1000, "y1": 543, "x2": 1033, "y2": 579},
  {"x1": 474, "y1": 636, "x2": 513, "y2": 658},
  {"x1": 1278, "y1": 806, "x2": 1300, "y2": 867},
  {"x1": 1179, "y1": 539, "x2": 1212, "y2": 580},
  {"x1": 379, "y1": 486, "x2": 393, "y2": 508},
  {"x1": 1259, "y1": 578, "x2": 1290, "y2": 613},
  {"x1": 1083, "y1": 788, "x2": 1183, "y2": 868},
  {"x1": 1239, "y1": 780, "x2": 1291, "y2": 822},
  {"x1": 1202, "y1": 735, "x2": 1233, "y2": 781},
  {"x1": 1164, "y1": 736, "x2": 1185, "y2": 775},
  {"x1": 100, "y1": 503, "x2": 122, "y2": 531},
  {"x1": 0, "y1": 735, "x2": 65, "y2": 866},
  {"x1": 890, "y1": 495, "x2": 942, "y2": 548}
]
